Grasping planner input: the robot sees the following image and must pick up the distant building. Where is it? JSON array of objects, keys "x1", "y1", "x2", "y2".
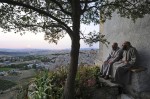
[
  {"x1": 27, "y1": 64, "x2": 34, "y2": 68},
  {"x1": 4, "y1": 61, "x2": 11, "y2": 65},
  {"x1": 0, "y1": 71, "x2": 8, "y2": 76}
]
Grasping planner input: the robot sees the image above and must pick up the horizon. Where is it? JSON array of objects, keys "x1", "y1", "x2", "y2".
[
  {"x1": 0, "y1": 24, "x2": 99, "y2": 50},
  {"x1": 0, "y1": 47, "x2": 99, "y2": 50}
]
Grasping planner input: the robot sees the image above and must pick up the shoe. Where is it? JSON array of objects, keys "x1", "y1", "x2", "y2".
[{"x1": 104, "y1": 75, "x2": 109, "y2": 79}]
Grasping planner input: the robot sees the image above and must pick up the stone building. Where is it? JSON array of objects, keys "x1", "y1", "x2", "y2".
[{"x1": 99, "y1": 13, "x2": 150, "y2": 99}]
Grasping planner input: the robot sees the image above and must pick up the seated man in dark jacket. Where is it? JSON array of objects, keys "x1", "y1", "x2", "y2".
[{"x1": 113, "y1": 41, "x2": 137, "y2": 85}]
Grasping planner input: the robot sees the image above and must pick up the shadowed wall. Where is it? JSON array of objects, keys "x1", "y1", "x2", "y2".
[{"x1": 100, "y1": 13, "x2": 150, "y2": 93}]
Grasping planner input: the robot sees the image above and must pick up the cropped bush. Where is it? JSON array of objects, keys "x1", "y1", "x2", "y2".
[
  {"x1": 28, "y1": 66, "x2": 101, "y2": 99},
  {"x1": 75, "y1": 66, "x2": 101, "y2": 99},
  {"x1": 28, "y1": 66, "x2": 67, "y2": 99}
]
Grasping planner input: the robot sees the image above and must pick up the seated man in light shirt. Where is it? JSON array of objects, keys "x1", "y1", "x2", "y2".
[{"x1": 100, "y1": 42, "x2": 123, "y2": 79}]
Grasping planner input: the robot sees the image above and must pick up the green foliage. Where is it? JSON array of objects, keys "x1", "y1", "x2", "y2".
[
  {"x1": 28, "y1": 67, "x2": 67, "y2": 99},
  {"x1": 75, "y1": 66, "x2": 101, "y2": 99},
  {"x1": 40, "y1": 57, "x2": 50, "y2": 62},
  {"x1": 100, "y1": 0, "x2": 150, "y2": 22},
  {"x1": 82, "y1": 31, "x2": 110, "y2": 47},
  {"x1": 7, "y1": 63, "x2": 28, "y2": 69},
  {"x1": 28, "y1": 66, "x2": 101, "y2": 99},
  {"x1": 0, "y1": 0, "x2": 71, "y2": 43},
  {"x1": 0, "y1": 67, "x2": 13, "y2": 72}
]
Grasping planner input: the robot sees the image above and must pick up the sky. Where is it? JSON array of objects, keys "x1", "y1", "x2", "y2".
[{"x1": 0, "y1": 24, "x2": 99, "y2": 49}]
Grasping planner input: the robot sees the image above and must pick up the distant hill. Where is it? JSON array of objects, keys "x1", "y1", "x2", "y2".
[
  {"x1": 0, "y1": 48, "x2": 98, "y2": 56},
  {"x1": 80, "y1": 48, "x2": 99, "y2": 50},
  {"x1": 0, "y1": 48, "x2": 49, "y2": 52},
  {"x1": 0, "y1": 48, "x2": 63, "y2": 56},
  {"x1": 0, "y1": 51, "x2": 29, "y2": 56}
]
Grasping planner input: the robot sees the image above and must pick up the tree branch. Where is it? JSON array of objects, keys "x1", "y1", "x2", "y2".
[
  {"x1": 0, "y1": 0, "x2": 73, "y2": 36},
  {"x1": 50, "y1": 0, "x2": 72, "y2": 16},
  {"x1": 81, "y1": 0, "x2": 88, "y2": 14},
  {"x1": 100, "y1": 2, "x2": 132, "y2": 13},
  {"x1": 80, "y1": 0, "x2": 99, "y2": 3},
  {"x1": 13, "y1": 22, "x2": 63, "y2": 28}
]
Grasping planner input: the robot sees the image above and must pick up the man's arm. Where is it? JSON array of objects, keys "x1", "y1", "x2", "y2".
[
  {"x1": 109, "y1": 49, "x2": 123, "y2": 64},
  {"x1": 105, "y1": 51, "x2": 112, "y2": 62},
  {"x1": 128, "y1": 47, "x2": 137, "y2": 65}
]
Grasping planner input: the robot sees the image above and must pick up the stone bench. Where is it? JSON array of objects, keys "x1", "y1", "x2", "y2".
[
  {"x1": 126, "y1": 66, "x2": 148, "y2": 99},
  {"x1": 99, "y1": 65, "x2": 148, "y2": 99},
  {"x1": 129, "y1": 66, "x2": 147, "y2": 73},
  {"x1": 100, "y1": 66, "x2": 147, "y2": 85}
]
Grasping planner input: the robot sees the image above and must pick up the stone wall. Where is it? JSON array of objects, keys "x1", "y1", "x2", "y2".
[{"x1": 99, "y1": 13, "x2": 150, "y2": 95}]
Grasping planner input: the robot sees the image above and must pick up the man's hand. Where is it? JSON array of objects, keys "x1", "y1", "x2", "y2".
[
  {"x1": 108, "y1": 61, "x2": 113, "y2": 64},
  {"x1": 122, "y1": 61, "x2": 128, "y2": 64},
  {"x1": 104, "y1": 61, "x2": 108, "y2": 64}
]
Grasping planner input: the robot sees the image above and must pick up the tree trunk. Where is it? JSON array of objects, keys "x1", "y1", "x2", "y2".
[
  {"x1": 63, "y1": 38, "x2": 80, "y2": 99},
  {"x1": 63, "y1": 0, "x2": 81, "y2": 99}
]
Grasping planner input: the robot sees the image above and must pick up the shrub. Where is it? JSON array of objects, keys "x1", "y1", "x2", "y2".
[
  {"x1": 28, "y1": 66, "x2": 100, "y2": 99},
  {"x1": 28, "y1": 66, "x2": 67, "y2": 99},
  {"x1": 75, "y1": 66, "x2": 101, "y2": 99}
]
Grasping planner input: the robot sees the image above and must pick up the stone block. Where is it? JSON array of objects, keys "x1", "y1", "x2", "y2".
[
  {"x1": 140, "y1": 91, "x2": 150, "y2": 99},
  {"x1": 126, "y1": 69, "x2": 150, "y2": 98}
]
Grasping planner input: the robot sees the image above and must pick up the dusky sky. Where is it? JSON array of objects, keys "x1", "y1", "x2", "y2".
[{"x1": 0, "y1": 24, "x2": 99, "y2": 49}]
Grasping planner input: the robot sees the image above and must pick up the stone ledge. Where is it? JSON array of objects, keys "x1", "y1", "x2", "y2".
[
  {"x1": 97, "y1": 77, "x2": 120, "y2": 98},
  {"x1": 130, "y1": 66, "x2": 147, "y2": 73},
  {"x1": 98, "y1": 77, "x2": 120, "y2": 87},
  {"x1": 140, "y1": 91, "x2": 150, "y2": 99}
]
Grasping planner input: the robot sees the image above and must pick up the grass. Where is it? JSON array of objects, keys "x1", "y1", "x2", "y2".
[
  {"x1": 0, "y1": 67, "x2": 13, "y2": 72},
  {"x1": 0, "y1": 79, "x2": 16, "y2": 91}
]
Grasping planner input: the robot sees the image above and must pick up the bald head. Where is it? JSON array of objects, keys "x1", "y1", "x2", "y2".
[
  {"x1": 122, "y1": 41, "x2": 132, "y2": 50},
  {"x1": 124, "y1": 41, "x2": 131, "y2": 46},
  {"x1": 112, "y1": 42, "x2": 118, "y2": 50}
]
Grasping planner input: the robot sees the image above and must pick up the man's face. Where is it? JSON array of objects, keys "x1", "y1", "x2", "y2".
[
  {"x1": 112, "y1": 44, "x2": 117, "y2": 50},
  {"x1": 122, "y1": 43, "x2": 128, "y2": 50}
]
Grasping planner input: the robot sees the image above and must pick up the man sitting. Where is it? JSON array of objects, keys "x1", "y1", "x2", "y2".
[
  {"x1": 100, "y1": 42, "x2": 122, "y2": 79},
  {"x1": 113, "y1": 41, "x2": 137, "y2": 85}
]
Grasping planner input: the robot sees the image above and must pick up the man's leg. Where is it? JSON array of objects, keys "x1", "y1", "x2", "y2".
[
  {"x1": 100, "y1": 64, "x2": 104, "y2": 77},
  {"x1": 100, "y1": 63, "x2": 108, "y2": 77},
  {"x1": 111, "y1": 62, "x2": 124, "y2": 82},
  {"x1": 104, "y1": 63, "x2": 114, "y2": 79}
]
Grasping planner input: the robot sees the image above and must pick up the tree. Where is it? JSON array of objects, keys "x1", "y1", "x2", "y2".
[{"x1": 0, "y1": 0, "x2": 149, "y2": 99}]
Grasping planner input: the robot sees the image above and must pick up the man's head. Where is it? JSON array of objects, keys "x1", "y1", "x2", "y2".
[
  {"x1": 112, "y1": 42, "x2": 118, "y2": 50},
  {"x1": 122, "y1": 41, "x2": 131, "y2": 50}
]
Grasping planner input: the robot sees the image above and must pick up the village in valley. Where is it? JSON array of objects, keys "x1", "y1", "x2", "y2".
[{"x1": 0, "y1": 48, "x2": 98, "y2": 76}]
